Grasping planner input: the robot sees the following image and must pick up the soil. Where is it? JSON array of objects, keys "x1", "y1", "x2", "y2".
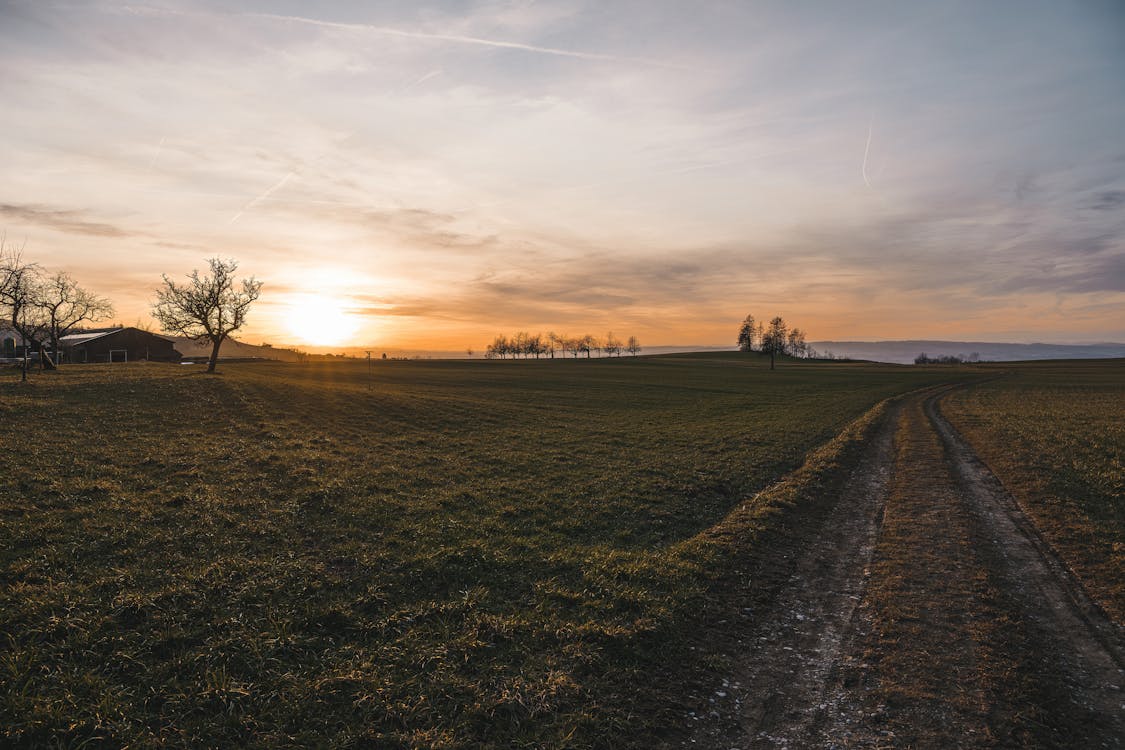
[{"x1": 680, "y1": 386, "x2": 1124, "y2": 748}]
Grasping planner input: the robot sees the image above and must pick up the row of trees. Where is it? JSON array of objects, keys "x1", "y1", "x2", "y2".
[
  {"x1": 1, "y1": 241, "x2": 115, "y2": 380},
  {"x1": 914, "y1": 352, "x2": 982, "y2": 364},
  {"x1": 3, "y1": 248, "x2": 262, "y2": 376},
  {"x1": 737, "y1": 313, "x2": 810, "y2": 369},
  {"x1": 484, "y1": 331, "x2": 641, "y2": 359}
]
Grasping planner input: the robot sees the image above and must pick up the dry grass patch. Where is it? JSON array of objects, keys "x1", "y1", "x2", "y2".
[{"x1": 943, "y1": 359, "x2": 1125, "y2": 622}]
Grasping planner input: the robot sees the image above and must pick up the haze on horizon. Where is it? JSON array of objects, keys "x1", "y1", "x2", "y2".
[{"x1": 1, "y1": 0, "x2": 1123, "y2": 351}]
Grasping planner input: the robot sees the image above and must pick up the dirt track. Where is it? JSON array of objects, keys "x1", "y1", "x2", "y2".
[{"x1": 683, "y1": 386, "x2": 1124, "y2": 748}]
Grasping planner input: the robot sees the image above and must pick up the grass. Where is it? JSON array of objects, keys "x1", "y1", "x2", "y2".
[
  {"x1": 942, "y1": 359, "x2": 1125, "y2": 623},
  {"x1": 1, "y1": 354, "x2": 972, "y2": 748}
]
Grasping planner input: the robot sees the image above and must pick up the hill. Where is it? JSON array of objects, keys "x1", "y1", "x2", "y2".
[
  {"x1": 809, "y1": 340, "x2": 1125, "y2": 364},
  {"x1": 169, "y1": 336, "x2": 306, "y2": 362}
]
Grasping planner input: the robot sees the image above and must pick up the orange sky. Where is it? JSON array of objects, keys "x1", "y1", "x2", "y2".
[{"x1": 2, "y1": 2, "x2": 1123, "y2": 351}]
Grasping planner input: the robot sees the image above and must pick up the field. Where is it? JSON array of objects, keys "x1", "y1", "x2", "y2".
[
  {"x1": 942, "y1": 359, "x2": 1125, "y2": 622},
  {"x1": 0, "y1": 354, "x2": 968, "y2": 748}
]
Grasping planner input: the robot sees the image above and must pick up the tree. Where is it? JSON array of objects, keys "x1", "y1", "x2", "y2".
[
  {"x1": 528, "y1": 332, "x2": 544, "y2": 358},
  {"x1": 737, "y1": 314, "x2": 756, "y2": 352},
  {"x1": 786, "y1": 327, "x2": 807, "y2": 359},
  {"x1": 0, "y1": 244, "x2": 48, "y2": 380},
  {"x1": 626, "y1": 335, "x2": 641, "y2": 356},
  {"x1": 545, "y1": 332, "x2": 560, "y2": 359},
  {"x1": 544, "y1": 332, "x2": 562, "y2": 359},
  {"x1": 35, "y1": 271, "x2": 114, "y2": 364},
  {"x1": 562, "y1": 335, "x2": 581, "y2": 358},
  {"x1": 486, "y1": 334, "x2": 509, "y2": 359},
  {"x1": 603, "y1": 332, "x2": 622, "y2": 357},
  {"x1": 152, "y1": 257, "x2": 262, "y2": 373},
  {"x1": 761, "y1": 316, "x2": 788, "y2": 370}
]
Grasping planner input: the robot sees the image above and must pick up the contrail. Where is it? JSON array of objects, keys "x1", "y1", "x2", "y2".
[
  {"x1": 245, "y1": 11, "x2": 701, "y2": 71},
  {"x1": 113, "y1": 5, "x2": 703, "y2": 71},
  {"x1": 862, "y1": 119, "x2": 873, "y2": 188},
  {"x1": 228, "y1": 171, "x2": 296, "y2": 225},
  {"x1": 407, "y1": 70, "x2": 442, "y2": 89}
]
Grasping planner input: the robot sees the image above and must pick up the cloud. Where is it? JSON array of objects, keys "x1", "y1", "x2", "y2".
[
  {"x1": 1089, "y1": 190, "x2": 1125, "y2": 211},
  {"x1": 0, "y1": 203, "x2": 133, "y2": 238}
]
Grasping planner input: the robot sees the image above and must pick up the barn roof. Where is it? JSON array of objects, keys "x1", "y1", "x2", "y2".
[
  {"x1": 59, "y1": 330, "x2": 116, "y2": 345},
  {"x1": 59, "y1": 328, "x2": 174, "y2": 346}
]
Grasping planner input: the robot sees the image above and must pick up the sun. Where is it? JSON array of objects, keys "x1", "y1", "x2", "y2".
[{"x1": 285, "y1": 294, "x2": 361, "y2": 347}]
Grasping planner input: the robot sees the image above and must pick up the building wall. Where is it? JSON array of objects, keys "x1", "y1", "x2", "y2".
[{"x1": 67, "y1": 329, "x2": 182, "y2": 363}]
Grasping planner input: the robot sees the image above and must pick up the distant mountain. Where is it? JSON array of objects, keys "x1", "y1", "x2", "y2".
[{"x1": 809, "y1": 340, "x2": 1125, "y2": 365}]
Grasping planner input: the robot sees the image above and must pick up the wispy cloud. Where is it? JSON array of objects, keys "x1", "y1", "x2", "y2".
[
  {"x1": 0, "y1": 204, "x2": 133, "y2": 238},
  {"x1": 1089, "y1": 190, "x2": 1125, "y2": 211}
]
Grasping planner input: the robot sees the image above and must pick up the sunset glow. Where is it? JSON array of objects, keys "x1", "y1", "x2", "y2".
[
  {"x1": 285, "y1": 295, "x2": 361, "y2": 347},
  {"x1": 1, "y1": 2, "x2": 1122, "y2": 350}
]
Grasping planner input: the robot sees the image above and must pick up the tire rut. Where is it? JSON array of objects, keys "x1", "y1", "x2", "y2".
[
  {"x1": 927, "y1": 390, "x2": 1125, "y2": 745},
  {"x1": 683, "y1": 386, "x2": 1124, "y2": 748},
  {"x1": 680, "y1": 397, "x2": 904, "y2": 748}
]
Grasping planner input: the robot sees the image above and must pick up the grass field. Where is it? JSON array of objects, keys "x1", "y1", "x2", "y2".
[
  {"x1": 942, "y1": 359, "x2": 1125, "y2": 623},
  {"x1": 1, "y1": 355, "x2": 977, "y2": 747}
]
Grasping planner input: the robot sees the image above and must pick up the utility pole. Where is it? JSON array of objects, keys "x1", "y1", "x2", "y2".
[{"x1": 365, "y1": 350, "x2": 372, "y2": 388}]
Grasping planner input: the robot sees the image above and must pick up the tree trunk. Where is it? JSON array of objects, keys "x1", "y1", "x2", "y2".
[
  {"x1": 206, "y1": 336, "x2": 224, "y2": 373},
  {"x1": 770, "y1": 350, "x2": 775, "y2": 370}
]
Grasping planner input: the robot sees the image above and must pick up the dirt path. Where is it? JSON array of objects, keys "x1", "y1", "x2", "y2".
[{"x1": 683, "y1": 386, "x2": 1124, "y2": 748}]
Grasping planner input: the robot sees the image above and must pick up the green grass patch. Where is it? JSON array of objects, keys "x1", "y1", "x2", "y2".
[{"x1": 1, "y1": 354, "x2": 965, "y2": 747}]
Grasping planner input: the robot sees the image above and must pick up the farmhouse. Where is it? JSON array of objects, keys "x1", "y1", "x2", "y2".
[
  {"x1": 59, "y1": 327, "x2": 182, "y2": 363},
  {"x1": 0, "y1": 328, "x2": 41, "y2": 362},
  {"x1": 1, "y1": 329, "x2": 22, "y2": 358}
]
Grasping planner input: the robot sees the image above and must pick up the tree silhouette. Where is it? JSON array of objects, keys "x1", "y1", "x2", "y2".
[
  {"x1": 36, "y1": 271, "x2": 114, "y2": 364},
  {"x1": 737, "y1": 314, "x2": 756, "y2": 351},
  {"x1": 0, "y1": 243, "x2": 43, "y2": 380},
  {"x1": 153, "y1": 258, "x2": 262, "y2": 373},
  {"x1": 761, "y1": 316, "x2": 788, "y2": 370}
]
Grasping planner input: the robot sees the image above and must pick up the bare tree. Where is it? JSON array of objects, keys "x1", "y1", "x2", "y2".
[
  {"x1": 528, "y1": 332, "x2": 544, "y2": 358},
  {"x1": 545, "y1": 332, "x2": 560, "y2": 359},
  {"x1": 36, "y1": 271, "x2": 114, "y2": 364},
  {"x1": 486, "y1": 334, "x2": 510, "y2": 359},
  {"x1": 626, "y1": 335, "x2": 641, "y2": 356},
  {"x1": 786, "y1": 327, "x2": 807, "y2": 359},
  {"x1": 761, "y1": 316, "x2": 788, "y2": 370},
  {"x1": 0, "y1": 243, "x2": 48, "y2": 379},
  {"x1": 152, "y1": 258, "x2": 262, "y2": 373},
  {"x1": 603, "y1": 332, "x2": 622, "y2": 357},
  {"x1": 737, "y1": 314, "x2": 756, "y2": 352},
  {"x1": 562, "y1": 335, "x2": 581, "y2": 358}
]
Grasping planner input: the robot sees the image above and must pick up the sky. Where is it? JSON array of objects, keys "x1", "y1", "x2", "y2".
[{"x1": 1, "y1": 0, "x2": 1123, "y2": 350}]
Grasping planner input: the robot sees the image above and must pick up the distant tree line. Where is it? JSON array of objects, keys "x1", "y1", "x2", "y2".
[
  {"x1": 737, "y1": 313, "x2": 812, "y2": 369},
  {"x1": 914, "y1": 352, "x2": 981, "y2": 365},
  {"x1": 484, "y1": 331, "x2": 641, "y2": 359}
]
